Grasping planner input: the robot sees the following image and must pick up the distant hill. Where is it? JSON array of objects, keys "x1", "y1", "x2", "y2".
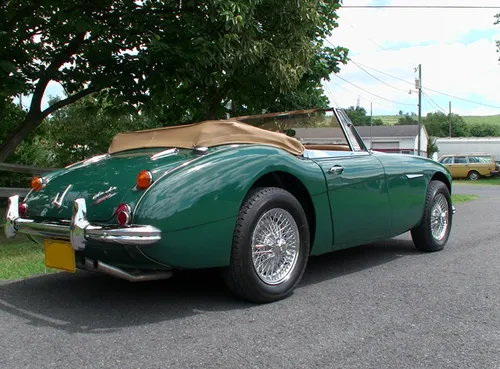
[{"x1": 374, "y1": 115, "x2": 500, "y2": 126}]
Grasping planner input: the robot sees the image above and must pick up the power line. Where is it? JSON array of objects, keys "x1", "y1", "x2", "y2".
[
  {"x1": 323, "y1": 83, "x2": 339, "y2": 108},
  {"x1": 350, "y1": 60, "x2": 409, "y2": 93},
  {"x1": 422, "y1": 91, "x2": 448, "y2": 114},
  {"x1": 350, "y1": 60, "x2": 415, "y2": 86},
  {"x1": 424, "y1": 87, "x2": 500, "y2": 110},
  {"x1": 341, "y1": 5, "x2": 500, "y2": 9},
  {"x1": 333, "y1": 74, "x2": 415, "y2": 106},
  {"x1": 349, "y1": 60, "x2": 500, "y2": 110},
  {"x1": 328, "y1": 80, "x2": 409, "y2": 110}
]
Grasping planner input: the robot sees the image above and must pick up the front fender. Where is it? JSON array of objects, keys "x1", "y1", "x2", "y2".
[{"x1": 133, "y1": 145, "x2": 327, "y2": 268}]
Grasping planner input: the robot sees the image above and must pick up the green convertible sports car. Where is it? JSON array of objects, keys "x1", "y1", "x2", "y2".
[{"x1": 5, "y1": 108, "x2": 455, "y2": 303}]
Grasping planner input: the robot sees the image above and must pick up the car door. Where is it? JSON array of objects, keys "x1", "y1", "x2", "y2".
[
  {"x1": 451, "y1": 156, "x2": 468, "y2": 178},
  {"x1": 312, "y1": 151, "x2": 391, "y2": 250}
]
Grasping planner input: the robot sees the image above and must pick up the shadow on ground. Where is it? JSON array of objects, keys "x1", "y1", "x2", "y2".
[{"x1": 0, "y1": 237, "x2": 420, "y2": 334}]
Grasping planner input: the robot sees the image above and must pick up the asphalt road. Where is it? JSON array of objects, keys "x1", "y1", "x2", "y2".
[{"x1": 0, "y1": 184, "x2": 499, "y2": 369}]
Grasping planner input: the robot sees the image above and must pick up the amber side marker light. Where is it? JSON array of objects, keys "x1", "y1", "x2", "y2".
[
  {"x1": 31, "y1": 176, "x2": 44, "y2": 190},
  {"x1": 137, "y1": 170, "x2": 153, "y2": 189}
]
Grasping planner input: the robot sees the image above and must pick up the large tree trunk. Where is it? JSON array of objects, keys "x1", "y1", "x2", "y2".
[
  {"x1": 0, "y1": 113, "x2": 43, "y2": 162},
  {"x1": 0, "y1": 85, "x2": 99, "y2": 161}
]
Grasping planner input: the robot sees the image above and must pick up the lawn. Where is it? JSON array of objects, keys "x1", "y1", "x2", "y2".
[
  {"x1": 454, "y1": 177, "x2": 500, "y2": 186},
  {"x1": 375, "y1": 115, "x2": 500, "y2": 126},
  {"x1": 451, "y1": 194, "x2": 479, "y2": 204},
  {"x1": 0, "y1": 207, "x2": 55, "y2": 280}
]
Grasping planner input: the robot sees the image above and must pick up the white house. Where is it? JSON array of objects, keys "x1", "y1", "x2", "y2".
[{"x1": 294, "y1": 124, "x2": 429, "y2": 157}]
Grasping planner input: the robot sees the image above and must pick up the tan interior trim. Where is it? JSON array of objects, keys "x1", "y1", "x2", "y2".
[{"x1": 304, "y1": 144, "x2": 351, "y2": 152}]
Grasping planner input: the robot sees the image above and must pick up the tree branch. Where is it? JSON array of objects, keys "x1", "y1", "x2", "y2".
[
  {"x1": 41, "y1": 85, "x2": 101, "y2": 118},
  {"x1": 30, "y1": 32, "x2": 87, "y2": 115}
]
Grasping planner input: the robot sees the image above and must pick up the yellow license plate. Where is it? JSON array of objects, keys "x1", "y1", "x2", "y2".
[{"x1": 44, "y1": 240, "x2": 76, "y2": 273}]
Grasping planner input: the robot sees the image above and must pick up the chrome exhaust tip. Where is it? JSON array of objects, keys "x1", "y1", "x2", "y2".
[{"x1": 79, "y1": 258, "x2": 173, "y2": 282}]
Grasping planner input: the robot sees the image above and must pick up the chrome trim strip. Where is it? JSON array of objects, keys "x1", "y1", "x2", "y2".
[
  {"x1": 151, "y1": 148, "x2": 178, "y2": 160},
  {"x1": 406, "y1": 173, "x2": 424, "y2": 179},
  {"x1": 4, "y1": 196, "x2": 161, "y2": 250}
]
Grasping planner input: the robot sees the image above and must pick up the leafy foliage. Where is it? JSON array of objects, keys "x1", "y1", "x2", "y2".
[
  {"x1": 0, "y1": 96, "x2": 53, "y2": 188},
  {"x1": 344, "y1": 106, "x2": 383, "y2": 126},
  {"x1": 396, "y1": 113, "x2": 417, "y2": 126},
  {"x1": 46, "y1": 94, "x2": 160, "y2": 167},
  {"x1": 424, "y1": 112, "x2": 470, "y2": 137},
  {"x1": 427, "y1": 137, "x2": 439, "y2": 159},
  {"x1": 0, "y1": 0, "x2": 348, "y2": 160}
]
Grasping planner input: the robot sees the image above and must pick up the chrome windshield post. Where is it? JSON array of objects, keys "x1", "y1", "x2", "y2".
[{"x1": 5, "y1": 195, "x2": 20, "y2": 239}]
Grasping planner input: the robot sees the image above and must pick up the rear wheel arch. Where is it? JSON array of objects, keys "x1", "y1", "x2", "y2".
[{"x1": 246, "y1": 171, "x2": 316, "y2": 252}]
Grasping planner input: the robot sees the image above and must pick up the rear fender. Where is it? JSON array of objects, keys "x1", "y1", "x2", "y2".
[{"x1": 133, "y1": 145, "x2": 329, "y2": 268}]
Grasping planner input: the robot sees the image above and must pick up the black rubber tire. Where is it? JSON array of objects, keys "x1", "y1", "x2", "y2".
[
  {"x1": 467, "y1": 170, "x2": 480, "y2": 181},
  {"x1": 223, "y1": 187, "x2": 310, "y2": 303},
  {"x1": 411, "y1": 180, "x2": 453, "y2": 252}
]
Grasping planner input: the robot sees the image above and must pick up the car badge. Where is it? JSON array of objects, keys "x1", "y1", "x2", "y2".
[
  {"x1": 92, "y1": 186, "x2": 118, "y2": 205},
  {"x1": 52, "y1": 184, "x2": 72, "y2": 209}
]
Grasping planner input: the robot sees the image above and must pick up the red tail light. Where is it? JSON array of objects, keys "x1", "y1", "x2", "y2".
[
  {"x1": 115, "y1": 204, "x2": 131, "y2": 226},
  {"x1": 18, "y1": 202, "x2": 28, "y2": 218}
]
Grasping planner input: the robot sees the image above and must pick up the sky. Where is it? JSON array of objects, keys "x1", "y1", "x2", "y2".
[
  {"x1": 323, "y1": 0, "x2": 500, "y2": 117},
  {"x1": 30, "y1": 0, "x2": 500, "y2": 117}
]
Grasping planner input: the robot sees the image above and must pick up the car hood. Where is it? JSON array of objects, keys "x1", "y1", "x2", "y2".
[{"x1": 24, "y1": 148, "x2": 192, "y2": 222}]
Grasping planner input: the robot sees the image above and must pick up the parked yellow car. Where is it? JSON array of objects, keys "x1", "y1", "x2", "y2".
[{"x1": 439, "y1": 154, "x2": 498, "y2": 180}]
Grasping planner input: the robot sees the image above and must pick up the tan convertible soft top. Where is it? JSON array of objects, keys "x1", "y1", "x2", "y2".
[{"x1": 108, "y1": 120, "x2": 305, "y2": 155}]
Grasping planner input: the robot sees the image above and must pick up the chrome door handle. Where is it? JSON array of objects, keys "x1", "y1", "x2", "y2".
[{"x1": 329, "y1": 165, "x2": 344, "y2": 174}]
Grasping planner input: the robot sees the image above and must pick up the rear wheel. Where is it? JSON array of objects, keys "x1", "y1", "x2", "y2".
[
  {"x1": 411, "y1": 180, "x2": 452, "y2": 252},
  {"x1": 223, "y1": 187, "x2": 310, "y2": 303},
  {"x1": 467, "y1": 170, "x2": 480, "y2": 181}
]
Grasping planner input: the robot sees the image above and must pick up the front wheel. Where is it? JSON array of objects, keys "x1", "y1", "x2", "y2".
[
  {"x1": 411, "y1": 180, "x2": 453, "y2": 252},
  {"x1": 223, "y1": 187, "x2": 310, "y2": 303}
]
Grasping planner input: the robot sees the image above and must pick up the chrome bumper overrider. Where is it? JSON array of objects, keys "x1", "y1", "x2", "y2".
[{"x1": 4, "y1": 195, "x2": 161, "y2": 251}]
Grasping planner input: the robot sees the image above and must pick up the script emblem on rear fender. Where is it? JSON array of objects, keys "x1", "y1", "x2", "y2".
[{"x1": 92, "y1": 186, "x2": 118, "y2": 205}]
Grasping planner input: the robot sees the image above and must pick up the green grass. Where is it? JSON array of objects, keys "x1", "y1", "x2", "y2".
[
  {"x1": 0, "y1": 207, "x2": 55, "y2": 280},
  {"x1": 375, "y1": 115, "x2": 500, "y2": 126},
  {"x1": 454, "y1": 177, "x2": 500, "y2": 185},
  {"x1": 451, "y1": 194, "x2": 479, "y2": 204},
  {"x1": 462, "y1": 115, "x2": 500, "y2": 125}
]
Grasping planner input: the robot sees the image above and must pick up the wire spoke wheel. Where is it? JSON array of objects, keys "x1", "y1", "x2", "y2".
[
  {"x1": 251, "y1": 208, "x2": 300, "y2": 285},
  {"x1": 430, "y1": 193, "x2": 449, "y2": 241}
]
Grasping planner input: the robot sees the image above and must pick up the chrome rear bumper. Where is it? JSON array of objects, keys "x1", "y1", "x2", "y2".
[{"x1": 4, "y1": 195, "x2": 161, "y2": 251}]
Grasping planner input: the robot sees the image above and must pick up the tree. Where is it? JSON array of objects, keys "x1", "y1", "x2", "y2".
[
  {"x1": 142, "y1": 0, "x2": 348, "y2": 122},
  {"x1": 395, "y1": 111, "x2": 417, "y2": 125},
  {"x1": 0, "y1": 0, "x2": 348, "y2": 161},
  {"x1": 469, "y1": 123, "x2": 500, "y2": 137},
  {"x1": 0, "y1": 0, "x2": 152, "y2": 161},
  {"x1": 423, "y1": 112, "x2": 469, "y2": 137},
  {"x1": 46, "y1": 94, "x2": 159, "y2": 166},
  {"x1": 427, "y1": 137, "x2": 439, "y2": 159},
  {"x1": 344, "y1": 106, "x2": 383, "y2": 126},
  {"x1": 0, "y1": 96, "x2": 53, "y2": 188}
]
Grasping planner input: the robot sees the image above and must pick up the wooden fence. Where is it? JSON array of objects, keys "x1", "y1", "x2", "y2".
[{"x1": 0, "y1": 163, "x2": 58, "y2": 198}]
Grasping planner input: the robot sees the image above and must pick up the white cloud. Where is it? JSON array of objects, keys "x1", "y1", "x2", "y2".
[{"x1": 325, "y1": 0, "x2": 500, "y2": 116}]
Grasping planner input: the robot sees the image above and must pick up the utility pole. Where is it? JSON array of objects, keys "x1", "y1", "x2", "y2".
[
  {"x1": 416, "y1": 64, "x2": 422, "y2": 156},
  {"x1": 449, "y1": 101, "x2": 452, "y2": 137}
]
